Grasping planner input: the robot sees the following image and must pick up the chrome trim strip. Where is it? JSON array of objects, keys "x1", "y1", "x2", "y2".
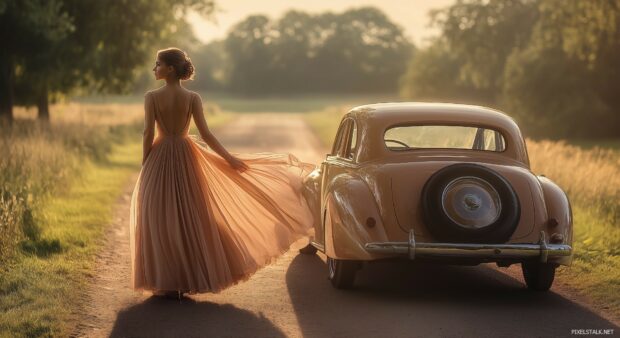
[
  {"x1": 325, "y1": 156, "x2": 359, "y2": 168},
  {"x1": 365, "y1": 229, "x2": 572, "y2": 260}
]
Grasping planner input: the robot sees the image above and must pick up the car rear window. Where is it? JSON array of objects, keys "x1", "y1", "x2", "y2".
[{"x1": 384, "y1": 125, "x2": 506, "y2": 152}]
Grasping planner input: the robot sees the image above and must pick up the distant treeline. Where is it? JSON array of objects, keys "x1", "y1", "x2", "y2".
[
  {"x1": 3, "y1": 1, "x2": 620, "y2": 138},
  {"x1": 183, "y1": 8, "x2": 414, "y2": 94},
  {"x1": 400, "y1": 0, "x2": 620, "y2": 138}
]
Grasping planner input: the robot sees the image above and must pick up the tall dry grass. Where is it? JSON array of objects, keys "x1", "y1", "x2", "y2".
[
  {"x1": 527, "y1": 140, "x2": 620, "y2": 225},
  {"x1": 0, "y1": 100, "x2": 228, "y2": 262},
  {"x1": 0, "y1": 103, "x2": 143, "y2": 262}
]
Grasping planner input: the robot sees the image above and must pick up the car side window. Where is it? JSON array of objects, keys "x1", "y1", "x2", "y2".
[
  {"x1": 337, "y1": 120, "x2": 353, "y2": 157},
  {"x1": 331, "y1": 119, "x2": 350, "y2": 156},
  {"x1": 344, "y1": 120, "x2": 357, "y2": 160}
]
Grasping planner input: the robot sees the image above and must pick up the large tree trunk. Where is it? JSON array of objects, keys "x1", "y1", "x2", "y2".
[
  {"x1": 37, "y1": 82, "x2": 50, "y2": 121},
  {"x1": 0, "y1": 51, "x2": 14, "y2": 122}
]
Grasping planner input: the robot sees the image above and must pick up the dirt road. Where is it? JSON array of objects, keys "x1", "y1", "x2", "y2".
[{"x1": 72, "y1": 114, "x2": 618, "y2": 338}]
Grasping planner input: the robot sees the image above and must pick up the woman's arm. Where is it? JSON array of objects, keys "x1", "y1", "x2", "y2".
[
  {"x1": 142, "y1": 92, "x2": 156, "y2": 165},
  {"x1": 191, "y1": 93, "x2": 248, "y2": 172}
]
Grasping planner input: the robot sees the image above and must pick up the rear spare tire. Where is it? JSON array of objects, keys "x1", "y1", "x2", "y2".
[{"x1": 421, "y1": 163, "x2": 520, "y2": 243}]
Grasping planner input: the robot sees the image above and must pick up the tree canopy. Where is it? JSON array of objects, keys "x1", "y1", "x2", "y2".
[
  {"x1": 0, "y1": 0, "x2": 215, "y2": 120},
  {"x1": 191, "y1": 7, "x2": 414, "y2": 95},
  {"x1": 400, "y1": 0, "x2": 620, "y2": 138}
]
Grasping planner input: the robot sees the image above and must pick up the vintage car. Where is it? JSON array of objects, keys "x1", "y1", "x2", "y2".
[{"x1": 300, "y1": 102, "x2": 573, "y2": 291}]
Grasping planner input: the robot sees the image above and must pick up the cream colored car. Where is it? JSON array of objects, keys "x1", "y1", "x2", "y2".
[{"x1": 301, "y1": 103, "x2": 573, "y2": 291}]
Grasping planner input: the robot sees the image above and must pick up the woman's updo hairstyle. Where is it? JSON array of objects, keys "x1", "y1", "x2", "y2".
[{"x1": 157, "y1": 47, "x2": 195, "y2": 81}]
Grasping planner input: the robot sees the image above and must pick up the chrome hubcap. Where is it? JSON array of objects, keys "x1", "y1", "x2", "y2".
[
  {"x1": 463, "y1": 194, "x2": 481, "y2": 211},
  {"x1": 441, "y1": 176, "x2": 501, "y2": 229}
]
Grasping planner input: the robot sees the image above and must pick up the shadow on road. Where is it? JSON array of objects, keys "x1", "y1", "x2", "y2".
[
  {"x1": 109, "y1": 297, "x2": 285, "y2": 338},
  {"x1": 286, "y1": 254, "x2": 618, "y2": 337}
]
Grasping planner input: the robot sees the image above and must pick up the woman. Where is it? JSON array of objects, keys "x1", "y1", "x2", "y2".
[{"x1": 129, "y1": 47, "x2": 314, "y2": 299}]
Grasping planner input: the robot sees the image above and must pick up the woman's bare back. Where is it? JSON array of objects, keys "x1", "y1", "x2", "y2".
[{"x1": 150, "y1": 86, "x2": 195, "y2": 135}]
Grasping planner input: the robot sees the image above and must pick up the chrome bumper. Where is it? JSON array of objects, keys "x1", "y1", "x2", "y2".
[{"x1": 364, "y1": 231, "x2": 572, "y2": 263}]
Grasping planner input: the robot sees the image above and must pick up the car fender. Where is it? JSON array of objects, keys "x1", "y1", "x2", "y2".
[
  {"x1": 538, "y1": 176, "x2": 573, "y2": 265},
  {"x1": 323, "y1": 173, "x2": 389, "y2": 260},
  {"x1": 302, "y1": 167, "x2": 322, "y2": 230}
]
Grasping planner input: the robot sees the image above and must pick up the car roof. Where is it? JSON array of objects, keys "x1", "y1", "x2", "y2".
[
  {"x1": 348, "y1": 102, "x2": 517, "y2": 129},
  {"x1": 344, "y1": 102, "x2": 529, "y2": 165}
]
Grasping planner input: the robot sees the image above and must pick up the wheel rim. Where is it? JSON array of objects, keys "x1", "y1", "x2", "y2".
[
  {"x1": 441, "y1": 176, "x2": 502, "y2": 229},
  {"x1": 328, "y1": 257, "x2": 336, "y2": 279}
]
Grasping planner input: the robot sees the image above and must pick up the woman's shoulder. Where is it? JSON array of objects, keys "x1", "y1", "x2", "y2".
[
  {"x1": 187, "y1": 90, "x2": 203, "y2": 103},
  {"x1": 186, "y1": 89, "x2": 201, "y2": 98},
  {"x1": 144, "y1": 87, "x2": 163, "y2": 98}
]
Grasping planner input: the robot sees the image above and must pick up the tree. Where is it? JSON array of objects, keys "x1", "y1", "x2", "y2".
[
  {"x1": 0, "y1": 0, "x2": 73, "y2": 121},
  {"x1": 225, "y1": 15, "x2": 275, "y2": 94},
  {"x1": 428, "y1": 0, "x2": 538, "y2": 104},
  {"x1": 314, "y1": 7, "x2": 413, "y2": 93},
  {"x1": 401, "y1": 0, "x2": 620, "y2": 138},
  {"x1": 188, "y1": 40, "x2": 230, "y2": 91},
  {"x1": 270, "y1": 11, "x2": 315, "y2": 92},
  {"x1": 0, "y1": 0, "x2": 215, "y2": 121},
  {"x1": 221, "y1": 7, "x2": 413, "y2": 95},
  {"x1": 502, "y1": 0, "x2": 620, "y2": 138},
  {"x1": 400, "y1": 39, "x2": 479, "y2": 103}
]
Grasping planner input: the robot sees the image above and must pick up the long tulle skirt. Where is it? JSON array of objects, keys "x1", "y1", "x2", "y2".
[{"x1": 129, "y1": 135, "x2": 315, "y2": 294}]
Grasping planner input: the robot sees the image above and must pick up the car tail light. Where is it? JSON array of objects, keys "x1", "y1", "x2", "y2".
[{"x1": 550, "y1": 233, "x2": 564, "y2": 244}]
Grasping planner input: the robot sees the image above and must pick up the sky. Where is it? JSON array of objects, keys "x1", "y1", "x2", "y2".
[{"x1": 187, "y1": 0, "x2": 455, "y2": 47}]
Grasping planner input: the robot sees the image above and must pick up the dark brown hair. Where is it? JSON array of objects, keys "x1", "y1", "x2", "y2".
[{"x1": 156, "y1": 47, "x2": 195, "y2": 81}]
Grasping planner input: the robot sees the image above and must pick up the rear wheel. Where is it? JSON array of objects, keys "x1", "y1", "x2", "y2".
[
  {"x1": 522, "y1": 262, "x2": 557, "y2": 291},
  {"x1": 327, "y1": 257, "x2": 360, "y2": 289}
]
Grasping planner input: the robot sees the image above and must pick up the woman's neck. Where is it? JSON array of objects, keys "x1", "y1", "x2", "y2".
[{"x1": 165, "y1": 77, "x2": 181, "y2": 87}]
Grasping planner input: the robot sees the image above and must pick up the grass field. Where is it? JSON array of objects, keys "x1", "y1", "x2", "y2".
[
  {"x1": 305, "y1": 107, "x2": 620, "y2": 317},
  {"x1": 0, "y1": 141, "x2": 142, "y2": 337},
  {"x1": 0, "y1": 102, "x2": 233, "y2": 337}
]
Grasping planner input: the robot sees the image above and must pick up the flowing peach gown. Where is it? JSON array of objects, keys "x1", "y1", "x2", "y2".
[{"x1": 129, "y1": 89, "x2": 314, "y2": 294}]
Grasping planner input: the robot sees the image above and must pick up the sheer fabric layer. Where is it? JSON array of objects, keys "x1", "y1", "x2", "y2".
[{"x1": 130, "y1": 134, "x2": 315, "y2": 294}]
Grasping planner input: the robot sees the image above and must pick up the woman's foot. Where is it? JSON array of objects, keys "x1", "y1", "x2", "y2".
[{"x1": 152, "y1": 290, "x2": 181, "y2": 299}]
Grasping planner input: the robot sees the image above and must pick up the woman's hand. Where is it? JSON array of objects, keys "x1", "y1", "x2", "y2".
[{"x1": 227, "y1": 155, "x2": 249, "y2": 173}]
